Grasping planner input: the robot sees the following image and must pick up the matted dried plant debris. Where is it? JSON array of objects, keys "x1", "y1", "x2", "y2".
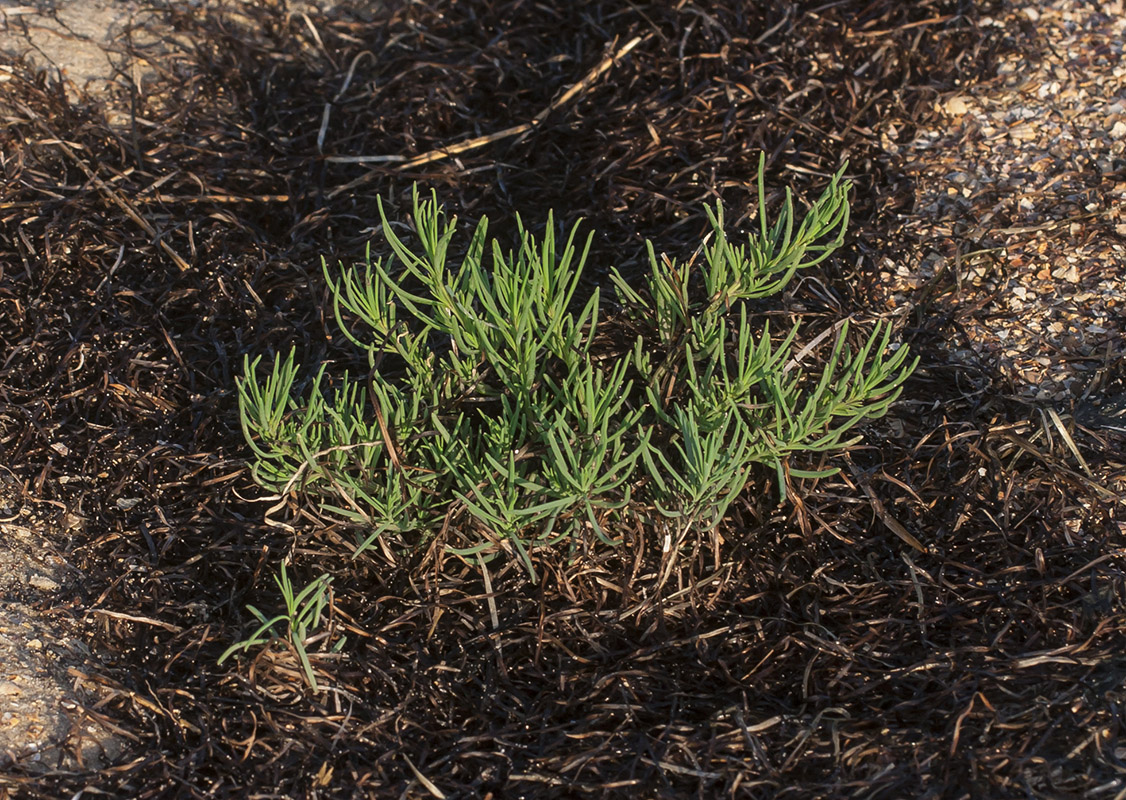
[{"x1": 1, "y1": 1, "x2": 1123, "y2": 798}]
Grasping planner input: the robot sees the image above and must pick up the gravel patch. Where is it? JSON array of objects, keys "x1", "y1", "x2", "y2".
[{"x1": 877, "y1": 0, "x2": 1126, "y2": 414}]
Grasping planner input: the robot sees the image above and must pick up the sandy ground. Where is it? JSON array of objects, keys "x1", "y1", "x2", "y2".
[{"x1": 1, "y1": 0, "x2": 151, "y2": 95}]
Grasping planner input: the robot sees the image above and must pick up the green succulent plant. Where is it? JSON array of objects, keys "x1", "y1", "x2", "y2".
[{"x1": 237, "y1": 155, "x2": 916, "y2": 580}]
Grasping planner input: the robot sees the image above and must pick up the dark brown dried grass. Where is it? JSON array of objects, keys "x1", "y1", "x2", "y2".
[{"x1": 2, "y1": 1, "x2": 1123, "y2": 798}]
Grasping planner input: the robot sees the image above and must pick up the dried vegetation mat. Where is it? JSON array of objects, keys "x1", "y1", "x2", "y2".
[{"x1": 0, "y1": 0, "x2": 1124, "y2": 797}]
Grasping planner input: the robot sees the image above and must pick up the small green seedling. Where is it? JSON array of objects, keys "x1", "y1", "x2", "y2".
[{"x1": 219, "y1": 563, "x2": 342, "y2": 691}]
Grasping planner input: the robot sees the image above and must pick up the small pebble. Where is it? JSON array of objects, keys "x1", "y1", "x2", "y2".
[{"x1": 944, "y1": 96, "x2": 969, "y2": 116}]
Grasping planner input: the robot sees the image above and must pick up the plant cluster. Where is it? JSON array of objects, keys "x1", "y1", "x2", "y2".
[{"x1": 238, "y1": 156, "x2": 916, "y2": 579}]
